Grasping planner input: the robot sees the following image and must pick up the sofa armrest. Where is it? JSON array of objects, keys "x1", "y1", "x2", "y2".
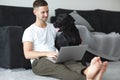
[{"x1": 0, "y1": 26, "x2": 31, "y2": 69}]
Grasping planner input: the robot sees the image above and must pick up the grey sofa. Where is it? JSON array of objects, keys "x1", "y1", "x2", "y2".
[{"x1": 0, "y1": 5, "x2": 120, "y2": 80}]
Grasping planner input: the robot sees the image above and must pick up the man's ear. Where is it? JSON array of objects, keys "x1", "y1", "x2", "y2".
[{"x1": 33, "y1": 8, "x2": 37, "y2": 16}]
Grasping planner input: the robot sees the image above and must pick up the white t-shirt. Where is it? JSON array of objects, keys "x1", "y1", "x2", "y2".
[{"x1": 22, "y1": 23, "x2": 57, "y2": 63}]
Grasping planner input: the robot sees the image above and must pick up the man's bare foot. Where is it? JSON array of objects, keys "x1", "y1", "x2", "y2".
[
  {"x1": 95, "y1": 61, "x2": 108, "y2": 80},
  {"x1": 84, "y1": 57, "x2": 102, "y2": 80}
]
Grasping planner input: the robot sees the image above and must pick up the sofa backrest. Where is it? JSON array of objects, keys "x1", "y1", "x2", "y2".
[
  {"x1": 54, "y1": 8, "x2": 101, "y2": 32},
  {"x1": 53, "y1": 8, "x2": 120, "y2": 33},
  {"x1": 96, "y1": 9, "x2": 120, "y2": 33},
  {"x1": 0, "y1": 5, "x2": 35, "y2": 30}
]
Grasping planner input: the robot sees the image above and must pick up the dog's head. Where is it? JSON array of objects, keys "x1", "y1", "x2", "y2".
[{"x1": 53, "y1": 14, "x2": 75, "y2": 31}]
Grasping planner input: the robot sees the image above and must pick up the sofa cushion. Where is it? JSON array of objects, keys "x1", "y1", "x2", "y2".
[
  {"x1": 70, "y1": 11, "x2": 94, "y2": 31},
  {"x1": 76, "y1": 10, "x2": 101, "y2": 32},
  {"x1": 96, "y1": 9, "x2": 120, "y2": 33}
]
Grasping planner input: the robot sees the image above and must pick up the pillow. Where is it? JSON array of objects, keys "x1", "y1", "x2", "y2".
[
  {"x1": 76, "y1": 25, "x2": 91, "y2": 45},
  {"x1": 70, "y1": 11, "x2": 94, "y2": 31}
]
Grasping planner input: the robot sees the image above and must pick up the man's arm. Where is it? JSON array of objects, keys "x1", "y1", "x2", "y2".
[{"x1": 23, "y1": 41, "x2": 57, "y2": 59}]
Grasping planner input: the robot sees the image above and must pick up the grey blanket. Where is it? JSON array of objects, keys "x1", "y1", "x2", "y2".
[{"x1": 76, "y1": 25, "x2": 120, "y2": 61}]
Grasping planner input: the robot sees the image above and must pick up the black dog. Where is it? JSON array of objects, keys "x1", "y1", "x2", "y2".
[{"x1": 54, "y1": 14, "x2": 81, "y2": 51}]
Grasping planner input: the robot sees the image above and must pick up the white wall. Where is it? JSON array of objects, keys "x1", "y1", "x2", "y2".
[{"x1": 0, "y1": 0, "x2": 120, "y2": 21}]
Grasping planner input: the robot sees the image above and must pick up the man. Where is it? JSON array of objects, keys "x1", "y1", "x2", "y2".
[{"x1": 22, "y1": 0, "x2": 108, "y2": 80}]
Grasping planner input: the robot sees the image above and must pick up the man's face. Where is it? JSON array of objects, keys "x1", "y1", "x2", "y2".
[{"x1": 34, "y1": 5, "x2": 49, "y2": 22}]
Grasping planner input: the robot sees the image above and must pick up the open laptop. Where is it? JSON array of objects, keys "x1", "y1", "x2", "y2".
[{"x1": 46, "y1": 45, "x2": 88, "y2": 63}]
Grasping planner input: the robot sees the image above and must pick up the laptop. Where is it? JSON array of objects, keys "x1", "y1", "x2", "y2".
[{"x1": 46, "y1": 45, "x2": 88, "y2": 63}]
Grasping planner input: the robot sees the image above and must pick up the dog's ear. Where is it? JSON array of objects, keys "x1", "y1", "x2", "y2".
[{"x1": 67, "y1": 14, "x2": 75, "y2": 24}]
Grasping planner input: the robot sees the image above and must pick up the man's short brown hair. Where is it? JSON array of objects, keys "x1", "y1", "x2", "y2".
[{"x1": 33, "y1": 0, "x2": 48, "y2": 8}]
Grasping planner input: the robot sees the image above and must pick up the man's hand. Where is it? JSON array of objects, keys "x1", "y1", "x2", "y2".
[{"x1": 46, "y1": 51, "x2": 58, "y2": 59}]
